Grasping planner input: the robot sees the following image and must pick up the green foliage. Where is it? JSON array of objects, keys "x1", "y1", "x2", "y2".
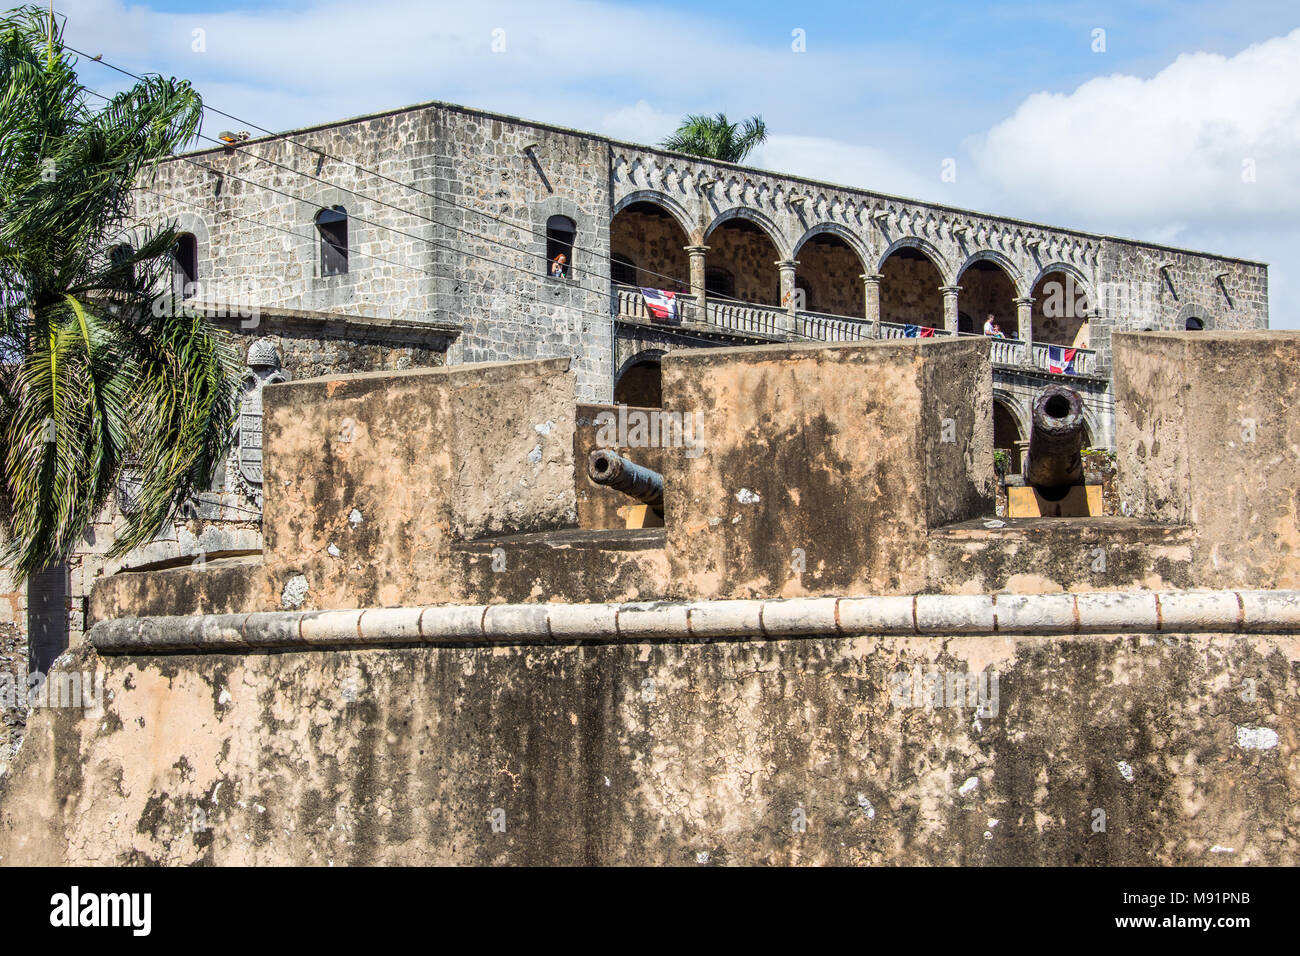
[
  {"x1": 993, "y1": 448, "x2": 1011, "y2": 474},
  {"x1": 0, "y1": 6, "x2": 239, "y2": 582},
  {"x1": 660, "y1": 112, "x2": 768, "y2": 164}
]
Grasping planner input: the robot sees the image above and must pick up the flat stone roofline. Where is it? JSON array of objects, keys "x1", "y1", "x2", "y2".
[
  {"x1": 196, "y1": 303, "x2": 462, "y2": 342},
  {"x1": 88, "y1": 589, "x2": 1300, "y2": 653},
  {"x1": 168, "y1": 97, "x2": 1267, "y2": 268}
]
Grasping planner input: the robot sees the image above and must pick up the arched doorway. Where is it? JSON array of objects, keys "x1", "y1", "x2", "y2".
[
  {"x1": 609, "y1": 201, "x2": 690, "y2": 292},
  {"x1": 1032, "y1": 270, "x2": 1091, "y2": 347},
  {"x1": 614, "y1": 355, "x2": 663, "y2": 407},
  {"x1": 705, "y1": 217, "x2": 782, "y2": 306},
  {"x1": 993, "y1": 398, "x2": 1025, "y2": 473},
  {"x1": 795, "y1": 232, "x2": 867, "y2": 318},
  {"x1": 960, "y1": 259, "x2": 1019, "y2": 338},
  {"x1": 879, "y1": 246, "x2": 944, "y2": 328}
]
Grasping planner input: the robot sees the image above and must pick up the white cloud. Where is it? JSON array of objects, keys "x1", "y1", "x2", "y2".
[
  {"x1": 749, "y1": 135, "x2": 937, "y2": 202},
  {"x1": 968, "y1": 28, "x2": 1300, "y2": 226}
]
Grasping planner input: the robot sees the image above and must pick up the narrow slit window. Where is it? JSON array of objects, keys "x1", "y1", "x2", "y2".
[
  {"x1": 316, "y1": 206, "x2": 349, "y2": 276},
  {"x1": 174, "y1": 233, "x2": 198, "y2": 297}
]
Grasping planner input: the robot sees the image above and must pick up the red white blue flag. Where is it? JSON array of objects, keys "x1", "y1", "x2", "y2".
[
  {"x1": 640, "y1": 288, "x2": 678, "y2": 322},
  {"x1": 1048, "y1": 345, "x2": 1077, "y2": 374}
]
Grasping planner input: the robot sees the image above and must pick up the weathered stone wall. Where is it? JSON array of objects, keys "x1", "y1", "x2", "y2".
[
  {"x1": 0, "y1": 564, "x2": 25, "y2": 775},
  {"x1": 0, "y1": 632, "x2": 1293, "y2": 866}
]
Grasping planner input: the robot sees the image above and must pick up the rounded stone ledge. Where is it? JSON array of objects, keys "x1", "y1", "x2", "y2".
[
  {"x1": 617, "y1": 602, "x2": 690, "y2": 638},
  {"x1": 995, "y1": 593, "x2": 1077, "y2": 633},
  {"x1": 190, "y1": 613, "x2": 252, "y2": 649},
  {"x1": 1157, "y1": 591, "x2": 1243, "y2": 631},
  {"x1": 686, "y1": 600, "x2": 763, "y2": 637},
  {"x1": 240, "y1": 612, "x2": 300, "y2": 648},
  {"x1": 298, "y1": 609, "x2": 363, "y2": 645},
  {"x1": 482, "y1": 604, "x2": 551, "y2": 640},
  {"x1": 357, "y1": 607, "x2": 424, "y2": 642},
  {"x1": 916, "y1": 594, "x2": 995, "y2": 633},
  {"x1": 1239, "y1": 590, "x2": 1300, "y2": 632},
  {"x1": 419, "y1": 605, "x2": 488, "y2": 641},
  {"x1": 547, "y1": 603, "x2": 619, "y2": 639},
  {"x1": 762, "y1": 598, "x2": 839, "y2": 635},
  {"x1": 837, "y1": 595, "x2": 915, "y2": 634},
  {"x1": 1075, "y1": 592, "x2": 1159, "y2": 632}
]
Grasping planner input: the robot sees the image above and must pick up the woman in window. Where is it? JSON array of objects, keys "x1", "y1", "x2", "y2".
[{"x1": 551, "y1": 252, "x2": 568, "y2": 278}]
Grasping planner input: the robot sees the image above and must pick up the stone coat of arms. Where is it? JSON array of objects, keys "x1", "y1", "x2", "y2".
[{"x1": 235, "y1": 337, "x2": 290, "y2": 507}]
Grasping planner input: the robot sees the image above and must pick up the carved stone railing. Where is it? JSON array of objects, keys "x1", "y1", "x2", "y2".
[{"x1": 612, "y1": 285, "x2": 1098, "y2": 375}]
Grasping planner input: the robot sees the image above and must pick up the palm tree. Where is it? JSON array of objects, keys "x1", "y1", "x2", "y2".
[
  {"x1": 660, "y1": 113, "x2": 768, "y2": 164},
  {"x1": 0, "y1": 6, "x2": 239, "y2": 583}
]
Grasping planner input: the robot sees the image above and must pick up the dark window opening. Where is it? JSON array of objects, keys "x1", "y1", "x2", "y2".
[
  {"x1": 794, "y1": 278, "x2": 814, "y2": 312},
  {"x1": 546, "y1": 215, "x2": 576, "y2": 278},
  {"x1": 27, "y1": 563, "x2": 69, "y2": 676},
  {"x1": 614, "y1": 360, "x2": 663, "y2": 408},
  {"x1": 173, "y1": 233, "x2": 198, "y2": 297},
  {"x1": 958, "y1": 311, "x2": 974, "y2": 334},
  {"x1": 611, "y1": 253, "x2": 637, "y2": 286},
  {"x1": 108, "y1": 243, "x2": 135, "y2": 286},
  {"x1": 1185, "y1": 316, "x2": 1204, "y2": 330},
  {"x1": 316, "y1": 206, "x2": 349, "y2": 276},
  {"x1": 705, "y1": 266, "x2": 734, "y2": 299}
]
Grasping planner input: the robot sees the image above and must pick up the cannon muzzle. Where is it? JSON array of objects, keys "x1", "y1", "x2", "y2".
[
  {"x1": 587, "y1": 449, "x2": 664, "y2": 509},
  {"x1": 1023, "y1": 385, "x2": 1086, "y2": 491}
]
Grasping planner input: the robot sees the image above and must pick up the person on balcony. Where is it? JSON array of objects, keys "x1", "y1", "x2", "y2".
[
  {"x1": 983, "y1": 312, "x2": 1006, "y2": 338},
  {"x1": 550, "y1": 252, "x2": 568, "y2": 278}
]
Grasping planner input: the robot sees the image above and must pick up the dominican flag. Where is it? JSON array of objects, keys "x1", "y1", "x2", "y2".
[
  {"x1": 1048, "y1": 345, "x2": 1078, "y2": 374},
  {"x1": 919, "y1": 326, "x2": 936, "y2": 338},
  {"x1": 640, "y1": 288, "x2": 678, "y2": 322}
]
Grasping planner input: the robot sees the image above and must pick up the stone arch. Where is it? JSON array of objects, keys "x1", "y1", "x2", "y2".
[
  {"x1": 1174, "y1": 302, "x2": 1214, "y2": 330},
  {"x1": 1030, "y1": 261, "x2": 1095, "y2": 306},
  {"x1": 958, "y1": 250, "x2": 1027, "y2": 296},
  {"x1": 992, "y1": 389, "x2": 1029, "y2": 473},
  {"x1": 703, "y1": 207, "x2": 792, "y2": 260},
  {"x1": 614, "y1": 348, "x2": 666, "y2": 407},
  {"x1": 1032, "y1": 264, "x2": 1095, "y2": 347},
  {"x1": 792, "y1": 222, "x2": 870, "y2": 267},
  {"x1": 876, "y1": 236, "x2": 953, "y2": 285},
  {"x1": 612, "y1": 190, "x2": 695, "y2": 240}
]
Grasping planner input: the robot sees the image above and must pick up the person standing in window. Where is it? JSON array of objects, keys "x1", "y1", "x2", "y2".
[{"x1": 551, "y1": 252, "x2": 568, "y2": 278}]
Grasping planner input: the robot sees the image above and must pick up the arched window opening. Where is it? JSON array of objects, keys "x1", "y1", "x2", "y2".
[
  {"x1": 108, "y1": 243, "x2": 135, "y2": 286},
  {"x1": 1185, "y1": 316, "x2": 1204, "y2": 331},
  {"x1": 879, "y1": 246, "x2": 944, "y2": 328},
  {"x1": 316, "y1": 206, "x2": 349, "y2": 276},
  {"x1": 546, "y1": 215, "x2": 576, "y2": 278},
  {"x1": 993, "y1": 400, "x2": 1024, "y2": 474},
  {"x1": 611, "y1": 253, "x2": 637, "y2": 286},
  {"x1": 614, "y1": 359, "x2": 662, "y2": 408},
  {"x1": 959, "y1": 259, "x2": 1018, "y2": 338},
  {"x1": 1031, "y1": 270, "x2": 1091, "y2": 347},
  {"x1": 794, "y1": 232, "x2": 867, "y2": 318},
  {"x1": 704, "y1": 266, "x2": 735, "y2": 299},
  {"x1": 173, "y1": 233, "x2": 198, "y2": 297}
]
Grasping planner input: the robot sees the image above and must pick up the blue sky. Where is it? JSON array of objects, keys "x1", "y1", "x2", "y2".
[{"x1": 53, "y1": 0, "x2": 1300, "y2": 326}]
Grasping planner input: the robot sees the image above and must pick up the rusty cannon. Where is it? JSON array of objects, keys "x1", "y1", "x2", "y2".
[
  {"x1": 1023, "y1": 384, "x2": 1086, "y2": 490},
  {"x1": 587, "y1": 449, "x2": 664, "y2": 510},
  {"x1": 1007, "y1": 384, "x2": 1099, "y2": 517}
]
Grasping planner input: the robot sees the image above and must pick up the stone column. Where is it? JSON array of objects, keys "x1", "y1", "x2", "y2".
[
  {"x1": 776, "y1": 258, "x2": 799, "y2": 335},
  {"x1": 861, "y1": 272, "x2": 883, "y2": 338},
  {"x1": 1016, "y1": 296, "x2": 1035, "y2": 367},
  {"x1": 685, "y1": 244, "x2": 709, "y2": 323},
  {"x1": 940, "y1": 285, "x2": 961, "y2": 334}
]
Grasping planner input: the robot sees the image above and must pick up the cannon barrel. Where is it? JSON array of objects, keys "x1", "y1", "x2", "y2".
[
  {"x1": 1023, "y1": 385, "x2": 1086, "y2": 490},
  {"x1": 587, "y1": 449, "x2": 664, "y2": 509}
]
